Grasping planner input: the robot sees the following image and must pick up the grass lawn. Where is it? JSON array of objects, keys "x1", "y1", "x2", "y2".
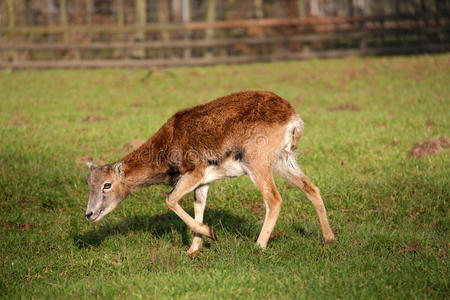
[{"x1": 0, "y1": 54, "x2": 449, "y2": 299}]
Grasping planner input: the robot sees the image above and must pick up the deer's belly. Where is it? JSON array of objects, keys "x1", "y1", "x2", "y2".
[{"x1": 201, "y1": 157, "x2": 246, "y2": 184}]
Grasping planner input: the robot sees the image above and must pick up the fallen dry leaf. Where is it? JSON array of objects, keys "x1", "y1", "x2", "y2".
[
  {"x1": 81, "y1": 115, "x2": 107, "y2": 122},
  {"x1": 400, "y1": 240, "x2": 419, "y2": 253},
  {"x1": 328, "y1": 104, "x2": 361, "y2": 112},
  {"x1": 269, "y1": 231, "x2": 284, "y2": 241},
  {"x1": 132, "y1": 102, "x2": 145, "y2": 107}
]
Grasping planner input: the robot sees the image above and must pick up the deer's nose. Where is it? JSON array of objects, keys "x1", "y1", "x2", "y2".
[{"x1": 86, "y1": 211, "x2": 93, "y2": 220}]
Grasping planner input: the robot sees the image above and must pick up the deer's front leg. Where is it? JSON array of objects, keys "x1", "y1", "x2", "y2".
[
  {"x1": 166, "y1": 171, "x2": 217, "y2": 241},
  {"x1": 186, "y1": 184, "x2": 210, "y2": 256}
]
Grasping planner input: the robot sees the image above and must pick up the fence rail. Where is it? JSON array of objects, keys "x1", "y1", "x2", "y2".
[{"x1": 1, "y1": 15, "x2": 449, "y2": 69}]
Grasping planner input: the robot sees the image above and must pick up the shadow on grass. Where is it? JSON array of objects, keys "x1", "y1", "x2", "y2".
[{"x1": 73, "y1": 209, "x2": 255, "y2": 249}]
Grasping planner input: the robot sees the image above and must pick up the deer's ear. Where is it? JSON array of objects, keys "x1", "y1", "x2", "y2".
[
  {"x1": 114, "y1": 161, "x2": 125, "y2": 179},
  {"x1": 86, "y1": 161, "x2": 96, "y2": 170}
]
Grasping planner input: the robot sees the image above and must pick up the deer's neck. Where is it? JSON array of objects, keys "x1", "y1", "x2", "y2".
[{"x1": 120, "y1": 124, "x2": 176, "y2": 189}]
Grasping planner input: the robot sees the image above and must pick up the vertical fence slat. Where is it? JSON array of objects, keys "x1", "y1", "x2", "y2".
[
  {"x1": 6, "y1": 0, "x2": 15, "y2": 28},
  {"x1": 298, "y1": 0, "x2": 306, "y2": 18},
  {"x1": 5, "y1": 0, "x2": 18, "y2": 62},
  {"x1": 254, "y1": 0, "x2": 263, "y2": 19},
  {"x1": 115, "y1": 0, "x2": 126, "y2": 59},
  {"x1": 134, "y1": 0, "x2": 147, "y2": 58},
  {"x1": 182, "y1": 0, "x2": 191, "y2": 59},
  {"x1": 157, "y1": 0, "x2": 170, "y2": 41},
  {"x1": 205, "y1": 0, "x2": 216, "y2": 59},
  {"x1": 86, "y1": 0, "x2": 93, "y2": 25},
  {"x1": 59, "y1": 0, "x2": 68, "y2": 43}
]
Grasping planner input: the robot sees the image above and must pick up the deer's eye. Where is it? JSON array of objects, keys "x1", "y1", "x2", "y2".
[{"x1": 103, "y1": 183, "x2": 112, "y2": 191}]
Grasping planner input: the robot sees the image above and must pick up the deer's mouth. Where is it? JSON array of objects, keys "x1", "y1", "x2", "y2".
[{"x1": 86, "y1": 208, "x2": 104, "y2": 222}]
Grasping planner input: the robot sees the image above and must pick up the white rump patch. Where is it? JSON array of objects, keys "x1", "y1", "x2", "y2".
[{"x1": 281, "y1": 115, "x2": 304, "y2": 153}]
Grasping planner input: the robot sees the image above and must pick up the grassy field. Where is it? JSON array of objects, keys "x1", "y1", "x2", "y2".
[{"x1": 0, "y1": 54, "x2": 449, "y2": 299}]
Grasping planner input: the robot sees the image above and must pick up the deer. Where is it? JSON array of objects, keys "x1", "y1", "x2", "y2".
[{"x1": 85, "y1": 91, "x2": 335, "y2": 255}]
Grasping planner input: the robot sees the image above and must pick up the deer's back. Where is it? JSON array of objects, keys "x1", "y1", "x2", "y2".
[{"x1": 125, "y1": 91, "x2": 297, "y2": 175}]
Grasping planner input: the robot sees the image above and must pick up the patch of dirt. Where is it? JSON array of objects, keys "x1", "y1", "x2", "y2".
[
  {"x1": 9, "y1": 118, "x2": 31, "y2": 126},
  {"x1": 122, "y1": 139, "x2": 146, "y2": 151},
  {"x1": 132, "y1": 102, "x2": 145, "y2": 107},
  {"x1": 81, "y1": 115, "x2": 107, "y2": 122},
  {"x1": 294, "y1": 96, "x2": 305, "y2": 105},
  {"x1": 9, "y1": 112, "x2": 30, "y2": 126},
  {"x1": 408, "y1": 137, "x2": 449, "y2": 158},
  {"x1": 426, "y1": 120, "x2": 436, "y2": 128},
  {"x1": 0, "y1": 222, "x2": 32, "y2": 231},
  {"x1": 391, "y1": 139, "x2": 400, "y2": 146},
  {"x1": 77, "y1": 104, "x2": 103, "y2": 111},
  {"x1": 327, "y1": 104, "x2": 361, "y2": 112}
]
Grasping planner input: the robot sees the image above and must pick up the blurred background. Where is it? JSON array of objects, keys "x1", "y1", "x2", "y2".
[{"x1": 0, "y1": 0, "x2": 449, "y2": 68}]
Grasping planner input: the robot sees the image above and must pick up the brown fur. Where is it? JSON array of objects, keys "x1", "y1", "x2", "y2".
[{"x1": 122, "y1": 91, "x2": 295, "y2": 186}]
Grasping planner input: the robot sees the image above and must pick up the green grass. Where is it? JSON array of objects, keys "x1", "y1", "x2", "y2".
[{"x1": 0, "y1": 54, "x2": 449, "y2": 299}]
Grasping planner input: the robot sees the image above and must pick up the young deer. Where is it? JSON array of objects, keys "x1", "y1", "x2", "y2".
[{"x1": 85, "y1": 91, "x2": 335, "y2": 254}]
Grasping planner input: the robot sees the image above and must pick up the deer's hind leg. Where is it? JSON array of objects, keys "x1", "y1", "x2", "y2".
[
  {"x1": 243, "y1": 162, "x2": 283, "y2": 250},
  {"x1": 274, "y1": 152, "x2": 335, "y2": 244}
]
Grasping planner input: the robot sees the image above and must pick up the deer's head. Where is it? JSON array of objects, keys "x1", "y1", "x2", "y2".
[{"x1": 85, "y1": 161, "x2": 129, "y2": 222}]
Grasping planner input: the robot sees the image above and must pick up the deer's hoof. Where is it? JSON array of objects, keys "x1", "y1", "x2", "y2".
[
  {"x1": 186, "y1": 248, "x2": 201, "y2": 258},
  {"x1": 324, "y1": 233, "x2": 336, "y2": 245},
  {"x1": 209, "y1": 227, "x2": 217, "y2": 241}
]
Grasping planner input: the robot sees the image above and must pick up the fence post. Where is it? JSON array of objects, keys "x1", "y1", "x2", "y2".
[
  {"x1": 205, "y1": 0, "x2": 216, "y2": 60},
  {"x1": 359, "y1": 18, "x2": 367, "y2": 51},
  {"x1": 134, "y1": 0, "x2": 147, "y2": 58},
  {"x1": 297, "y1": 0, "x2": 306, "y2": 18},
  {"x1": 115, "y1": 0, "x2": 126, "y2": 58},
  {"x1": 86, "y1": 0, "x2": 94, "y2": 24},
  {"x1": 6, "y1": 0, "x2": 15, "y2": 29},
  {"x1": 5, "y1": 0, "x2": 16, "y2": 62},
  {"x1": 182, "y1": 0, "x2": 191, "y2": 59},
  {"x1": 254, "y1": 0, "x2": 263, "y2": 18},
  {"x1": 157, "y1": 0, "x2": 170, "y2": 41},
  {"x1": 59, "y1": 0, "x2": 68, "y2": 43}
]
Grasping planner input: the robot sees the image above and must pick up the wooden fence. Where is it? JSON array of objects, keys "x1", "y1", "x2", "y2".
[{"x1": 1, "y1": 15, "x2": 449, "y2": 69}]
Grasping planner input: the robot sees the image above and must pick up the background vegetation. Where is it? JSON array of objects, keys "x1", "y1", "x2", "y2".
[{"x1": 0, "y1": 54, "x2": 449, "y2": 299}]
